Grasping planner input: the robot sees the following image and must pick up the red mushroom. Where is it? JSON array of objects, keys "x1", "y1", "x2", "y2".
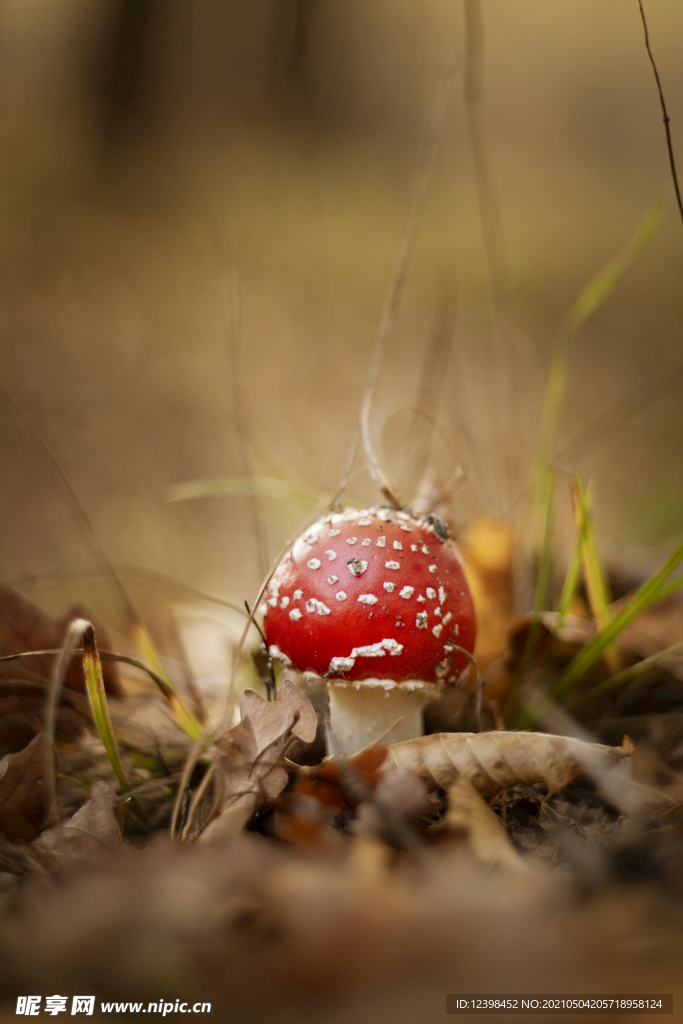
[{"x1": 262, "y1": 507, "x2": 476, "y2": 754}]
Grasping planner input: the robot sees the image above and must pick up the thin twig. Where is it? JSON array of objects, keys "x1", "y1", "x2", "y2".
[
  {"x1": 338, "y1": 60, "x2": 456, "y2": 508},
  {"x1": 0, "y1": 386, "x2": 140, "y2": 627},
  {"x1": 463, "y1": 0, "x2": 517, "y2": 509},
  {"x1": 6, "y1": 564, "x2": 250, "y2": 617},
  {"x1": 44, "y1": 619, "x2": 90, "y2": 825},
  {"x1": 0, "y1": 647, "x2": 186, "y2": 708},
  {"x1": 636, "y1": 0, "x2": 683, "y2": 226},
  {"x1": 222, "y1": 230, "x2": 270, "y2": 578}
]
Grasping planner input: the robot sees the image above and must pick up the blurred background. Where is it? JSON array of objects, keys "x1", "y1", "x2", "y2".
[{"x1": 0, "y1": 0, "x2": 681, "y2": 678}]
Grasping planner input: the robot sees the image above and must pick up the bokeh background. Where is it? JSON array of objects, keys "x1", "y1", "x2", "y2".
[{"x1": 0, "y1": 0, "x2": 681, "y2": 674}]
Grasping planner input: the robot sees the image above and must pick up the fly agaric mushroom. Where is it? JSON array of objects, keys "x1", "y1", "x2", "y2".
[{"x1": 261, "y1": 507, "x2": 476, "y2": 754}]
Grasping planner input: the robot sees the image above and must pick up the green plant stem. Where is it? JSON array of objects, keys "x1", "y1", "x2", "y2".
[
  {"x1": 552, "y1": 536, "x2": 683, "y2": 700},
  {"x1": 568, "y1": 639, "x2": 683, "y2": 708}
]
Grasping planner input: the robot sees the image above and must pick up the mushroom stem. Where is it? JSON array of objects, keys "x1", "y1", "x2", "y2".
[{"x1": 326, "y1": 680, "x2": 433, "y2": 755}]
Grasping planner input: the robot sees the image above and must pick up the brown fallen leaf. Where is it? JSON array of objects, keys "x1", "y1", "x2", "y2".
[
  {"x1": 382, "y1": 731, "x2": 633, "y2": 798},
  {"x1": 294, "y1": 744, "x2": 389, "y2": 816},
  {"x1": 33, "y1": 781, "x2": 126, "y2": 872},
  {"x1": 0, "y1": 734, "x2": 53, "y2": 841},
  {"x1": 461, "y1": 517, "x2": 515, "y2": 673},
  {"x1": 0, "y1": 677, "x2": 90, "y2": 756},
  {"x1": 445, "y1": 776, "x2": 527, "y2": 871},
  {"x1": 0, "y1": 586, "x2": 123, "y2": 754},
  {"x1": 200, "y1": 679, "x2": 318, "y2": 841},
  {"x1": 0, "y1": 585, "x2": 121, "y2": 695}
]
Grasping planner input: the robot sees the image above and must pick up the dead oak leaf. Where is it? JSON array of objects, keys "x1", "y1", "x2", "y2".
[
  {"x1": 34, "y1": 781, "x2": 126, "y2": 871},
  {"x1": 201, "y1": 680, "x2": 317, "y2": 841},
  {"x1": 0, "y1": 734, "x2": 52, "y2": 841},
  {"x1": 0, "y1": 584, "x2": 121, "y2": 695},
  {"x1": 445, "y1": 776, "x2": 527, "y2": 873}
]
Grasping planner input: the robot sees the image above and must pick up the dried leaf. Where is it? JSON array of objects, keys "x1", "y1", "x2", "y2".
[
  {"x1": 0, "y1": 587, "x2": 122, "y2": 754},
  {"x1": 461, "y1": 517, "x2": 515, "y2": 671},
  {"x1": 0, "y1": 678, "x2": 89, "y2": 756},
  {"x1": 0, "y1": 585, "x2": 120, "y2": 695},
  {"x1": 223, "y1": 678, "x2": 318, "y2": 760},
  {"x1": 352, "y1": 767, "x2": 431, "y2": 843},
  {"x1": 34, "y1": 781, "x2": 125, "y2": 871},
  {"x1": 0, "y1": 734, "x2": 52, "y2": 841},
  {"x1": 201, "y1": 680, "x2": 318, "y2": 840},
  {"x1": 383, "y1": 731, "x2": 632, "y2": 798},
  {"x1": 445, "y1": 776, "x2": 526, "y2": 871},
  {"x1": 294, "y1": 745, "x2": 389, "y2": 816}
]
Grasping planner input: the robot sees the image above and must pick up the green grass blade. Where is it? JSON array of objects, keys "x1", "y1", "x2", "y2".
[
  {"x1": 532, "y1": 199, "x2": 664, "y2": 536},
  {"x1": 505, "y1": 470, "x2": 556, "y2": 729},
  {"x1": 533, "y1": 466, "x2": 556, "y2": 617},
  {"x1": 132, "y1": 622, "x2": 204, "y2": 741},
  {"x1": 560, "y1": 199, "x2": 665, "y2": 336},
  {"x1": 552, "y1": 535, "x2": 683, "y2": 700},
  {"x1": 571, "y1": 476, "x2": 617, "y2": 672},
  {"x1": 646, "y1": 573, "x2": 683, "y2": 604},
  {"x1": 569, "y1": 639, "x2": 683, "y2": 708},
  {"x1": 82, "y1": 623, "x2": 130, "y2": 795},
  {"x1": 557, "y1": 478, "x2": 589, "y2": 625},
  {"x1": 574, "y1": 479, "x2": 611, "y2": 632}
]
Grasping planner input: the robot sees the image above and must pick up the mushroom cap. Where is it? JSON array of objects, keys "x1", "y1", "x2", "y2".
[{"x1": 262, "y1": 507, "x2": 476, "y2": 685}]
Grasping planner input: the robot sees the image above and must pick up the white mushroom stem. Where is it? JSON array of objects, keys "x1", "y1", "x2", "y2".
[{"x1": 326, "y1": 679, "x2": 438, "y2": 756}]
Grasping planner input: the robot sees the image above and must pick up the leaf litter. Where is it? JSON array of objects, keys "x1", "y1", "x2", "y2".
[{"x1": 0, "y1": 581, "x2": 682, "y2": 1019}]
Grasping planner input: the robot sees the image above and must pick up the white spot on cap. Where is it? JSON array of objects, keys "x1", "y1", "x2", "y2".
[
  {"x1": 417, "y1": 595, "x2": 425, "y2": 603},
  {"x1": 268, "y1": 644, "x2": 292, "y2": 667},
  {"x1": 329, "y1": 656, "x2": 355, "y2": 673},
  {"x1": 336, "y1": 591, "x2": 348, "y2": 601},
  {"x1": 358, "y1": 517, "x2": 372, "y2": 526},
  {"x1": 307, "y1": 558, "x2": 321, "y2": 570},
  {"x1": 280, "y1": 596, "x2": 290, "y2": 608},
  {"x1": 385, "y1": 561, "x2": 400, "y2": 570},
  {"x1": 454, "y1": 622, "x2": 460, "y2": 636},
  {"x1": 326, "y1": 550, "x2": 338, "y2": 561},
  {"x1": 393, "y1": 540, "x2": 403, "y2": 551},
  {"x1": 377, "y1": 509, "x2": 393, "y2": 522},
  {"x1": 416, "y1": 611, "x2": 428, "y2": 629},
  {"x1": 376, "y1": 536, "x2": 386, "y2": 547},
  {"x1": 258, "y1": 603, "x2": 267, "y2": 617},
  {"x1": 304, "y1": 525, "x2": 323, "y2": 544},
  {"x1": 432, "y1": 624, "x2": 443, "y2": 638},
  {"x1": 383, "y1": 582, "x2": 395, "y2": 592},
  {"x1": 348, "y1": 559, "x2": 368, "y2": 576},
  {"x1": 327, "y1": 575, "x2": 338, "y2": 584},
  {"x1": 358, "y1": 594, "x2": 378, "y2": 605},
  {"x1": 422, "y1": 545, "x2": 430, "y2": 555},
  {"x1": 293, "y1": 589, "x2": 303, "y2": 600},
  {"x1": 399, "y1": 586, "x2": 414, "y2": 599},
  {"x1": 361, "y1": 537, "x2": 371, "y2": 546},
  {"x1": 434, "y1": 607, "x2": 442, "y2": 617},
  {"x1": 439, "y1": 586, "x2": 447, "y2": 604},
  {"x1": 306, "y1": 598, "x2": 331, "y2": 615},
  {"x1": 328, "y1": 528, "x2": 341, "y2": 537},
  {"x1": 289, "y1": 608, "x2": 302, "y2": 621},
  {"x1": 426, "y1": 587, "x2": 436, "y2": 600},
  {"x1": 428, "y1": 564, "x2": 437, "y2": 573},
  {"x1": 267, "y1": 597, "x2": 278, "y2": 607},
  {"x1": 400, "y1": 524, "x2": 413, "y2": 532},
  {"x1": 411, "y1": 544, "x2": 418, "y2": 552},
  {"x1": 348, "y1": 638, "x2": 404, "y2": 659},
  {"x1": 442, "y1": 612, "x2": 453, "y2": 625},
  {"x1": 346, "y1": 537, "x2": 357, "y2": 545}
]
